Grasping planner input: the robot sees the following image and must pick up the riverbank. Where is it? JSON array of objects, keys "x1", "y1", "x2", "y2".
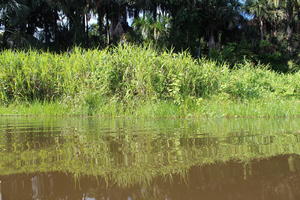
[
  {"x1": 0, "y1": 44, "x2": 300, "y2": 118},
  {"x1": 0, "y1": 98, "x2": 300, "y2": 118}
]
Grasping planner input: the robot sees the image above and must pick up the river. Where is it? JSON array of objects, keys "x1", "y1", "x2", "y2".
[{"x1": 0, "y1": 117, "x2": 300, "y2": 200}]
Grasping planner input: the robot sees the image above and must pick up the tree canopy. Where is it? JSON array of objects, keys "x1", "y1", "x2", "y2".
[{"x1": 0, "y1": 0, "x2": 300, "y2": 71}]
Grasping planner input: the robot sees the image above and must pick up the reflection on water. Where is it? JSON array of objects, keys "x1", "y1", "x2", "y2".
[
  {"x1": 1, "y1": 117, "x2": 300, "y2": 200},
  {"x1": 1, "y1": 156, "x2": 300, "y2": 200}
]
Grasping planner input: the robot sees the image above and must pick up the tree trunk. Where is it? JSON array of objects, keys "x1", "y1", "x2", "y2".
[
  {"x1": 45, "y1": 24, "x2": 51, "y2": 44},
  {"x1": 208, "y1": 30, "x2": 216, "y2": 55},
  {"x1": 134, "y1": 9, "x2": 139, "y2": 19},
  {"x1": 260, "y1": 17, "x2": 264, "y2": 41},
  {"x1": 287, "y1": 25, "x2": 293, "y2": 40},
  {"x1": 97, "y1": 8, "x2": 104, "y2": 35},
  {"x1": 286, "y1": 0, "x2": 294, "y2": 53},
  {"x1": 152, "y1": 3, "x2": 157, "y2": 21},
  {"x1": 68, "y1": 8, "x2": 85, "y2": 45},
  {"x1": 106, "y1": 15, "x2": 110, "y2": 44},
  {"x1": 2, "y1": 21, "x2": 10, "y2": 48},
  {"x1": 85, "y1": 14, "x2": 89, "y2": 46}
]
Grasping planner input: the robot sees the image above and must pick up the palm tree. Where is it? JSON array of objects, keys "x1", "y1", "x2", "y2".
[
  {"x1": 269, "y1": 0, "x2": 298, "y2": 40},
  {"x1": 245, "y1": 0, "x2": 272, "y2": 40},
  {"x1": 132, "y1": 13, "x2": 170, "y2": 42},
  {"x1": 0, "y1": 0, "x2": 33, "y2": 47}
]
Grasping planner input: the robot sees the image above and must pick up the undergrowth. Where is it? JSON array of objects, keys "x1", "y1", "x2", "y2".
[{"x1": 0, "y1": 44, "x2": 300, "y2": 117}]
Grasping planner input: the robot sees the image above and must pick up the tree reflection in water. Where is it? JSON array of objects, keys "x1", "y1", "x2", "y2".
[
  {"x1": 1, "y1": 155, "x2": 300, "y2": 200},
  {"x1": 1, "y1": 118, "x2": 300, "y2": 199}
]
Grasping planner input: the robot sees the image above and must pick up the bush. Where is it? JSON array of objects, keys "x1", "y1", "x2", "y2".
[{"x1": 0, "y1": 44, "x2": 300, "y2": 106}]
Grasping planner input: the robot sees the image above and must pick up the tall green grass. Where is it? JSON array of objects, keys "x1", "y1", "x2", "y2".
[{"x1": 1, "y1": 44, "x2": 300, "y2": 117}]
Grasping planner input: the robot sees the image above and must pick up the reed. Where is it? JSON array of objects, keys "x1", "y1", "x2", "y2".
[{"x1": 1, "y1": 44, "x2": 300, "y2": 117}]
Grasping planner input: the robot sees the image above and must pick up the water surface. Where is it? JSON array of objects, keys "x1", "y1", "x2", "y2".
[{"x1": 1, "y1": 117, "x2": 300, "y2": 200}]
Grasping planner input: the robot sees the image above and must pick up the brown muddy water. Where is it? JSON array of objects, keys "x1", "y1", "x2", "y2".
[{"x1": 1, "y1": 117, "x2": 300, "y2": 200}]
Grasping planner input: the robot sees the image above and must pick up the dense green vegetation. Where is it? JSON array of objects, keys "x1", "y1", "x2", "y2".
[
  {"x1": 1, "y1": 1, "x2": 300, "y2": 117},
  {"x1": 1, "y1": 0, "x2": 300, "y2": 72},
  {"x1": 1, "y1": 44, "x2": 300, "y2": 117},
  {"x1": 1, "y1": 117, "x2": 300, "y2": 186}
]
